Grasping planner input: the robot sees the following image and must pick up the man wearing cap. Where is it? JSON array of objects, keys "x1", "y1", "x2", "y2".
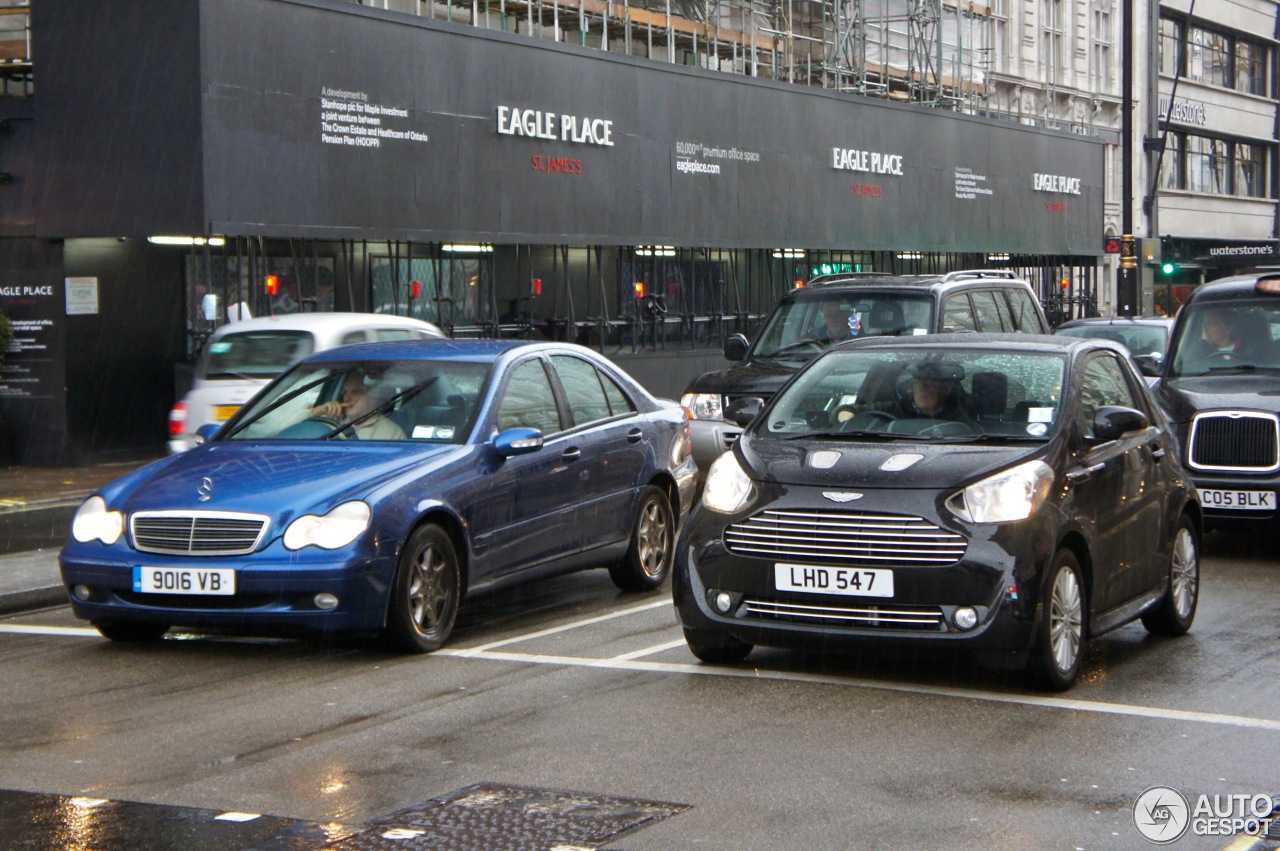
[{"x1": 904, "y1": 357, "x2": 972, "y2": 422}]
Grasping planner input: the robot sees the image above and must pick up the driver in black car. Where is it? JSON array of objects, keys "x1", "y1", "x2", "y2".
[{"x1": 841, "y1": 356, "x2": 976, "y2": 430}]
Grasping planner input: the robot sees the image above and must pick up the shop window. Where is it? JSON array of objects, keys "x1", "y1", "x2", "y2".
[
  {"x1": 1233, "y1": 144, "x2": 1265, "y2": 198},
  {"x1": 1185, "y1": 135, "x2": 1229, "y2": 194},
  {"x1": 1187, "y1": 26, "x2": 1230, "y2": 88},
  {"x1": 1234, "y1": 40, "x2": 1267, "y2": 96},
  {"x1": 1158, "y1": 18, "x2": 1181, "y2": 77}
]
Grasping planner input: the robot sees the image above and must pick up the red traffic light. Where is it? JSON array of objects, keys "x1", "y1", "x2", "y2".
[
  {"x1": 410, "y1": 280, "x2": 422, "y2": 299},
  {"x1": 532, "y1": 278, "x2": 542, "y2": 297},
  {"x1": 1060, "y1": 278, "x2": 1070, "y2": 290},
  {"x1": 265, "y1": 274, "x2": 279, "y2": 296},
  {"x1": 634, "y1": 281, "x2": 645, "y2": 299}
]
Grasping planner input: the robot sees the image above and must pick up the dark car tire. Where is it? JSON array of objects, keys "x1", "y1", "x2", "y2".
[
  {"x1": 1026, "y1": 549, "x2": 1085, "y2": 692},
  {"x1": 385, "y1": 523, "x2": 461, "y2": 653},
  {"x1": 683, "y1": 627, "x2": 753, "y2": 664},
  {"x1": 609, "y1": 485, "x2": 675, "y2": 592},
  {"x1": 93, "y1": 620, "x2": 169, "y2": 643},
  {"x1": 1141, "y1": 515, "x2": 1199, "y2": 636}
]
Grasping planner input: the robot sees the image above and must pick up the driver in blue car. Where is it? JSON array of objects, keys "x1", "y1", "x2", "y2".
[{"x1": 310, "y1": 370, "x2": 407, "y2": 440}]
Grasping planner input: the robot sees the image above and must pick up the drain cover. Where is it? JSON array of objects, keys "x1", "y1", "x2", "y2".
[{"x1": 325, "y1": 782, "x2": 690, "y2": 850}]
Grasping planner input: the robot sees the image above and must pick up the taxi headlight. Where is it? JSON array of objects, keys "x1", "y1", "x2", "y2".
[
  {"x1": 71, "y1": 496, "x2": 124, "y2": 545},
  {"x1": 681, "y1": 392, "x2": 724, "y2": 421},
  {"x1": 950, "y1": 460, "x2": 1054, "y2": 524},
  {"x1": 283, "y1": 501, "x2": 372, "y2": 551},
  {"x1": 701, "y1": 453, "x2": 755, "y2": 514}
]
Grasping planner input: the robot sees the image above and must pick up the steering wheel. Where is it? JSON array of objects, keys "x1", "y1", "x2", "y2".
[
  {"x1": 917, "y1": 420, "x2": 976, "y2": 437},
  {"x1": 840, "y1": 409, "x2": 897, "y2": 432},
  {"x1": 773, "y1": 338, "x2": 826, "y2": 356},
  {"x1": 302, "y1": 415, "x2": 351, "y2": 439}
]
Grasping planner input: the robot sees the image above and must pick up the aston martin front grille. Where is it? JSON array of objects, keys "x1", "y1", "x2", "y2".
[
  {"x1": 131, "y1": 511, "x2": 269, "y2": 556},
  {"x1": 724, "y1": 509, "x2": 966, "y2": 566},
  {"x1": 743, "y1": 597, "x2": 944, "y2": 630},
  {"x1": 1188, "y1": 412, "x2": 1279, "y2": 472}
]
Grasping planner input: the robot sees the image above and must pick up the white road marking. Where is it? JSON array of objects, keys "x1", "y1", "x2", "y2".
[
  {"x1": 0, "y1": 624, "x2": 100, "y2": 637},
  {"x1": 606, "y1": 638, "x2": 689, "y2": 662},
  {"x1": 432, "y1": 647, "x2": 1280, "y2": 733},
  {"x1": 8, "y1": 613, "x2": 1280, "y2": 733},
  {"x1": 451, "y1": 599, "x2": 671, "y2": 655}
]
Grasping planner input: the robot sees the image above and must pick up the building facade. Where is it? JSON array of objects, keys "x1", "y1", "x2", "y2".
[{"x1": 0, "y1": 0, "x2": 1264, "y2": 465}]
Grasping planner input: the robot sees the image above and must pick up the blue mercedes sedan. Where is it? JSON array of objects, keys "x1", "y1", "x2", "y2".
[{"x1": 60, "y1": 339, "x2": 697, "y2": 651}]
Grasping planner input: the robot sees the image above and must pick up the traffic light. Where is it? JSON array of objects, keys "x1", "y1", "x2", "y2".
[
  {"x1": 264, "y1": 274, "x2": 279, "y2": 296},
  {"x1": 1161, "y1": 260, "x2": 1177, "y2": 276}
]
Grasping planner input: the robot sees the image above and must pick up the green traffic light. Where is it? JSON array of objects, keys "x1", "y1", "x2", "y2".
[{"x1": 1161, "y1": 261, "x2": 1176, "y2": 275}]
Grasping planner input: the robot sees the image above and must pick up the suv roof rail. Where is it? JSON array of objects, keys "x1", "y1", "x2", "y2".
[
  {"x1": 805, "y1": 272, "x2": 898, "y2": 287},
  {"x1": 939, "y1": 269, "x2": 1019, "y2": 282}
]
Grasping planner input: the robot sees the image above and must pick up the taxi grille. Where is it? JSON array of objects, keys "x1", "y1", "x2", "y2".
[
  {"x1": 1189, "y1": 412, "x2": 1280, "y2": 472},
  {"x1": 724, "y1": 509, "x2": 966, "y2": 566},
  {"x1": 743, "y1": 598, "x2": 944, "y2": 630},
  {"x1": 131, "y1": 511, "x2": 269, "y2": 556}
]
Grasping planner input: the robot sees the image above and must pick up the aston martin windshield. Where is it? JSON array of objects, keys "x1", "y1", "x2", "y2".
[
  {"x1": 226, "y1": 359, "x2": 490, "y2": 443},
  {"x1": 764, "y1": 347, "x2": 1066, "y2": 441}
]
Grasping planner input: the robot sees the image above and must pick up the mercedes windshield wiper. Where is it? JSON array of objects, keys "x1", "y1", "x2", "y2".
[
  {"x1": 320, "y1": 376, "x2": 439, "y2": 440},
  {"x1": 224, "y1": 375, "x2": 331, "y2": 439}
]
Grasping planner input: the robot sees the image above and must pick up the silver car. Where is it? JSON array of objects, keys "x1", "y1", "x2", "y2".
[{"x1": 168, "y1": 312, "x2": 444, "y2": 452}]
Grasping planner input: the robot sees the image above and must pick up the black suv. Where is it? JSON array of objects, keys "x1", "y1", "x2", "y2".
[
  {"x1": 1149, "y1": 272, "x2": 1280, "y2": 525},
  {"x1": 681, "y1": 270, "x2": 1050, "y2": 473}
]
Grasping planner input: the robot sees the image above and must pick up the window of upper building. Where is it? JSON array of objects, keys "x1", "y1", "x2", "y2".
[{"x1": 1161, "y1": 16, "x2": 1272, "y2": 98}]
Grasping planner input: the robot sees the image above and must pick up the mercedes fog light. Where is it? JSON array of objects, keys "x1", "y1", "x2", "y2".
[
  {"x1": 73, "y1": 584, "x2": 93, "y2": 602},
  {"x1": 953, "y1": 607, "x2": 978, "y2": 630},
  {"x1": 314, "y1": 593, "x2": 339, "y2": 610},
  {"x1": 714, "y1": 591, "x2": 733, "y2": 613}
]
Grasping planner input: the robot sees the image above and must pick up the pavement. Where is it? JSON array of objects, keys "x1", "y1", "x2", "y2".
[{"x1": 0, "y1": 456, "x2": 162, "y2": 615}]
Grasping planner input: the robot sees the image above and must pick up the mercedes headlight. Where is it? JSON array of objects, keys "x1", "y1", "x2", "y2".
[
  {"x1": 71, "y1": 496, "x2": 125, "y2": 545},
  {"x1": 283, "y1": 501, "x2": 372, "y2": 551},
  {"x1": 681, "y1": 392, "x2": 724, "y2": 420},
  {"x1": 949, "y1": 460, "x2": 1054, "y2": 524},
  {"x1": 701, "y1": 452, "x2": 755, "y2": 514}
]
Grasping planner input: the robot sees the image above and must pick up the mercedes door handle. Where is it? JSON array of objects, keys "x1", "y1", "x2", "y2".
[
  {"x1": 562, "y1": 447, "x2": 581, "y2": 461},
  {"x1": 626, "y1": 428, "x2": 644, "y2": 443},
  {"x1": 1066, "y1": 463, "x2": 1105, "y2": 482}
]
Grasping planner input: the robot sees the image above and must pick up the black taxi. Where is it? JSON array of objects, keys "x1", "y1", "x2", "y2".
[{"x1": 1149, "y1": 272, "x2": 1280, "y2": 525}]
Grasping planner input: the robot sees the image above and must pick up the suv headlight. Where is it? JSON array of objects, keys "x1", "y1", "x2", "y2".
[
  {"x1": 283, "y1": 501, "x2": 372, "y2": 550},
  {"x1": 702, "y1": 453, "x2": 755, "y2": 514},
  {"x1": 681, "y1": 392, "x2": 724, "y2": 421},
  {"x1": 948, "y1": 460, "x2": 1054, "y2": 524},
  {"x1": 71, "y1": 496, "x2": 124, "y2": 545}
]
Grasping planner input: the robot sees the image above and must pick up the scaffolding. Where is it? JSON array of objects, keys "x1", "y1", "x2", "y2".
[{"x1": 357, "y1": 0, "x2": 992, "y2": 112}]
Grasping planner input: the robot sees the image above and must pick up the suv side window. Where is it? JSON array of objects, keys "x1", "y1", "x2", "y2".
[
  {"x1": 941, "y1": 294, "x2": 977, "y2": 332},
  {"x1": 971, "y1": 290, "x2": 1013, "y2": 332},
  {"x1": 1006, "y1": 288, "x2": 1047, "y2": 333}
]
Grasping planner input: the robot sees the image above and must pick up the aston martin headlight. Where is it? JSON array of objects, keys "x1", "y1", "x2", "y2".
[
  {"x1": 681, "y1": 392, "x2": 724, "y2": 420},
  {"x1": 701, "y1": 452, "x2": 755, "y2": 514},
  {"x1": 70, "y1": 496, "x2": 124, "y2": 545},
  {"x1": 950, "y1": 460, "x2": 1054, "y2": 524},
  {"x1": 283, "y1": 501, "x2": 372, "y2": 551}
]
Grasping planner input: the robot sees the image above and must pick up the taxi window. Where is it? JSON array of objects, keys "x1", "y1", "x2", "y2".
[{"x1": 201, "y1": 331, "x2": 315, "y2": 379}]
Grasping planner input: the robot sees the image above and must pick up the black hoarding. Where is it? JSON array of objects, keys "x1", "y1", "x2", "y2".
[{"x1": 41, "y1": 0, "x2": 1103, "y2": 255}]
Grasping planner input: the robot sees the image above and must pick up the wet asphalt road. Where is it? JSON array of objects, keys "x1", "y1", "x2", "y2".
[{"x1": 1, "y1": 530, "x2": 1278, "y2": 850}]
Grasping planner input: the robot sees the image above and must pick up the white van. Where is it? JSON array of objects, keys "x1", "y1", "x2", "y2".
[{"x1": 168, "y1": 313, "x2": 444, "y2": 453}]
